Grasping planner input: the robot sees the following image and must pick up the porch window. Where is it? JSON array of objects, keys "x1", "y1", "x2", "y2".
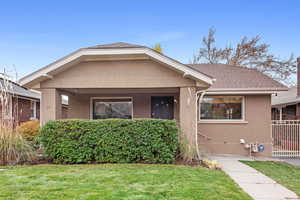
[
  {"x1": 30, "y1": 100, "x2": 37, "y2": 120},
  {"x1": 92, "y1": 98, "x2": 132, "y2": 119},
  {"x1": 200, "y1": 96, "x2": 244, "y2": 120}
]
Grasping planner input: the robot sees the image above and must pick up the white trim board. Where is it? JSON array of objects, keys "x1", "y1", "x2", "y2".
[{"x1": 19, "y1": 47, "x2": 214, "y2": 87}]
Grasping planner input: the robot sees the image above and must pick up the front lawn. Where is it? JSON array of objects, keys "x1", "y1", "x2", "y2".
[
  {"x1": 241, "y1": 161, "x2": 300, "y2": 197},
  {"x1": 0, "y1": 164, "x2": 251, "y2": 200}
]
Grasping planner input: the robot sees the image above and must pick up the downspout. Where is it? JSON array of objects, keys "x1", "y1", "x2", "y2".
[{"x1": 195, "y1": 89, "x2": 207, "y2": 160}]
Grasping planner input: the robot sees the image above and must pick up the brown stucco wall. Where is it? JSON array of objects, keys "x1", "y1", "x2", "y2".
[
  {"x1": 198, "y1": 95, "x2": 272, "y2": 157},
  {"x1": 35, "y1": 58, "x2": 273, "y2": 157},
  {"x1": 40, "y1": 60, "x2": 197, "y2": 89},
  {"x1": 40, "y1": 89, "x2": 61, "y2": 124}
]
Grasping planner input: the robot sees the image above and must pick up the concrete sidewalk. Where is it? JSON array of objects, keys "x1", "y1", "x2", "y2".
[
  {"x1": 209, "y1": 155, "x2": 299, "y2": 200},
  {"x1": 279, "y1": 158, "x2": 300, "y2": 167}
]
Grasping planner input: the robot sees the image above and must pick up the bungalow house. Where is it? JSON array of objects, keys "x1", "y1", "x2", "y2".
[
  {"x1": 19, "y1": 42, "x2": 287, "y2": 157},
  {"x1": 0, "y1": 78, "x2": 40, "y2": 123}
]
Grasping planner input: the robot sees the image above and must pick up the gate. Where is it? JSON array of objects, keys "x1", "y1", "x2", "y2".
[{"x1": 272, "y1": 120, "x2": 300, "y2": 157}]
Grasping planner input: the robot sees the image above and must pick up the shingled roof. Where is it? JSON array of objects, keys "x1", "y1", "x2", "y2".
[
  {"x1": 85, "y1": 42, "x2": 146, "y2": 49},
  {"x1": 0, "y1": 78, "x2": 40, "y2": 99},
  {"x1": 188, "y1": 64, "x2": 287, "y2": 91},
  {"x1": 271, "y1": 86, "x2": 300, "y2": 106}
]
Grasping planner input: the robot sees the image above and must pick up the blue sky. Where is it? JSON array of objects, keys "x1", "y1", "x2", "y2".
[{"x1": 0, "y1": 0, "x2": 299, "y2": 78}]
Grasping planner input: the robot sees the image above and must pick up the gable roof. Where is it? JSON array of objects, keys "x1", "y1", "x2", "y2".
[
  {"x1": 0, "y1": 78, "x2": 40, "y2": 99},
  {"x1": 271, "y1": 86, "x2": 300, "y2": 106},
  {"x1": 86, "y1": 42, "x2": 146, "y2": 49},
  {"x1": 188, "y1": 64, "x2": 287, "y2": 93},
  {"x1": 19, "y1": 42, "x2": 214, "y2": 87}
]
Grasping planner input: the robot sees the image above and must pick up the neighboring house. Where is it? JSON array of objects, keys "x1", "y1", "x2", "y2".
[
  {"x1": 0, "y1": 78, "x2": 40, "y2": 123},
  {"x1": 271, "y1": 58, "x2": 300, "y2": 120},
  {"x1": 271, "y1": 86, "x2": 300, "y2": 120},
  {"x1": 19, "y1": 42, "x2": 287, "y2": 156}
]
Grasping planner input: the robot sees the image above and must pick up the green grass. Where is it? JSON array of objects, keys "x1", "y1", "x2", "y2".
[
  {"x1": 241, "y1": 161, "x2": 300, "y2": 196},
  {"x1": 0, "y1": 164, "x2": 251, "y2": 200}
]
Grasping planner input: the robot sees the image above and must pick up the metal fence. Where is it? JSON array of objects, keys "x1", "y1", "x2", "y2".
[{"x1": 272, "y1": 120, "x2": 300, "y2": 157}]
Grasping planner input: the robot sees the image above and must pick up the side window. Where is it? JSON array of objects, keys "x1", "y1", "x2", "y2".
[{"x1": 200, "y1": 96, "x2": 244, "y2": 120}]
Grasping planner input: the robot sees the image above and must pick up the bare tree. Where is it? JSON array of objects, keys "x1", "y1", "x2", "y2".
[
  {"x1": 192, "y1": 28, "x2": 229, "y2": 64},
  {"x1": 192, "y1": 28, "x2": 297, "y2": 85}
]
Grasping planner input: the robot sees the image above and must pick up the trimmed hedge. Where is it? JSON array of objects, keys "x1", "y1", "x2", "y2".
[{"x1": 39, "y1": 119, "x2": 179, "y2": 164}]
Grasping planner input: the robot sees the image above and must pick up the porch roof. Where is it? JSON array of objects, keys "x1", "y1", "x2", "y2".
[
  {"x1": 272, "y1": 86, "x2": 300, "y2": 106},
  {"x1": 19, "y1": 42, "x2": 215, "y2": 88}
]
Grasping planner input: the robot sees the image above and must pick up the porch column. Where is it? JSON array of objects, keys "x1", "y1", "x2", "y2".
[
  {"x1": 40, "y1": 88, "x2": 62, "y2": 125},
  {"x1": 179, "y1": 87, "x2": 197, "y2": 151},
  {"x1": 279, "y1": 107, "x2": 283, "y2": 121}
]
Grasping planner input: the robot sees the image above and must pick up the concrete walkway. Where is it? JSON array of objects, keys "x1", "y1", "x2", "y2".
[
  {"x1": 209, "y1": 155, "x2": 299, "y2": 200},
  {"x1": 279, "y1": 158, "x2": 300, "y2": 167}
]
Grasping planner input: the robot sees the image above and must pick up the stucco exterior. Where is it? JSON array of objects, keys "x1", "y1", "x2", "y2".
[
  {"x1": 20, "y1": 43, "x2": 280, "y2": 157},
  {"x1": 198, "y1": 95, "x2": 272, "y2": 157},
  {"x1": 38, "y1": 60, "x2": 197, "y2": 89},
  {"x1": 36, "y1": 59, "x2": 273, "y2": 157}
]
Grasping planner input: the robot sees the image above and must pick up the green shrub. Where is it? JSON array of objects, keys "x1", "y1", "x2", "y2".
[{"x1": 39, "y1": 119, "x2": 179, "y2": 164}]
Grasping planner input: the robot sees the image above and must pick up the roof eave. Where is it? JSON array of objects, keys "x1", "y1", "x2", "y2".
[
  {"x1": 19, "y1": 47, "x2": 214, "y2": 87},
  {"x1": 206, "y1": 88, "x2": 288, "y2": 94}
]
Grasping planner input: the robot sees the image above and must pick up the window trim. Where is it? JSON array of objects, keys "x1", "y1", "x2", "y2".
[
  {"x1": 89, "y1": 97, "x2": 133, "y2": 120},
  {"x1": 198, "y1": 95, "x2": 246, "y2": 122}
]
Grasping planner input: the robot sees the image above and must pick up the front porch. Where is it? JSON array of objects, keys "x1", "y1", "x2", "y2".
[{"x1": 40, "y1": 87, "x2": 199, "y2": 146}]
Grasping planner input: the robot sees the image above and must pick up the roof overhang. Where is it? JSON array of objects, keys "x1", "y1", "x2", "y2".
[
  {"x1": 272, "y1": 101, "x2": 300, "y2": 107},
  {"x1": 206, "y1": 87, "x2": 288, "y2": 95},
  {"x1": 19, "y1": 47, "x2": 214, "y2": 87}
]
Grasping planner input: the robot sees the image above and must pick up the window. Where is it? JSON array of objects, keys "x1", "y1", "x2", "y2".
[
  {"x1": 30, "y1": 100, "x2": 37, "y2": 120},
  {"x1": 200, "y1": 96, "x2": 244, "y2": 120},
  {"x1": 61, "y1": 95, "x2": 69, "y2": 105},
  {"x1": 92, "y1": 98, "x2": 132, "y2": 119}
]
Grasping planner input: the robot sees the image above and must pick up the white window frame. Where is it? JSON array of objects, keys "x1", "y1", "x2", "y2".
[
  {"x1": 30, "y1": 100, "x2": 37, "y2": 120},
  {"x1": 198, "y1": 95, "x2": 246, "y2": 123},
  {"x1": 61, "y1": 94, "x2": 69, "y2": 105},
  {"x1": 89, "y1": 97, "x2": 133, "y2": 120}
]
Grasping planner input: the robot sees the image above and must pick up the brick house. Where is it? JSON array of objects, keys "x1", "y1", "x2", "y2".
[{"x1": 0, "y1": 78, "x2": 40, "y2": 124}]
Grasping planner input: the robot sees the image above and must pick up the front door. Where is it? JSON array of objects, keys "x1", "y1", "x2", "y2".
[{"x1": 151, "y1": 96, "x2": 174, "y2": 119}]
